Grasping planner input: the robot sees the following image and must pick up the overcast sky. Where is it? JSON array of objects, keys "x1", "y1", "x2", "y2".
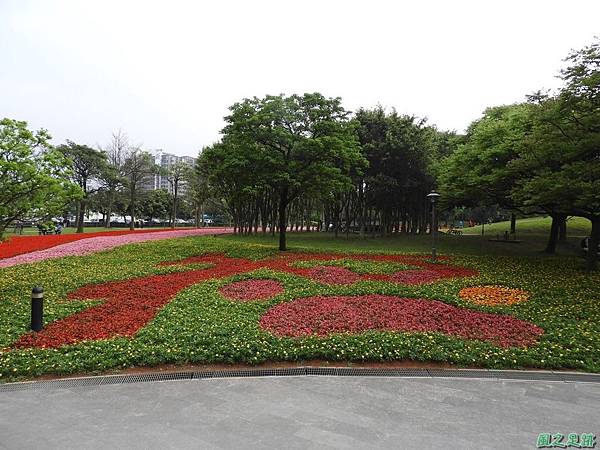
[{"x1": 2, "y1": 0, "x2": 599, "y2": 157}]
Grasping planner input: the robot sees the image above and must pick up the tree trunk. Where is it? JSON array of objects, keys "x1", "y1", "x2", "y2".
[
  {"x1": 77, "y1": 200, "x2": 85, "y2": 233},
  {"x1": 129, "y1": 187, "x2": 136, "y2": 230},
  {"x1": 105, "y1": 191, "x2": 114, "y2": 228},
  {"x1": 558, "y1": 216, "x2": 567, "y2": 242},
  {"x1": 278, "y1": 187, "x2": 288, "y2": 251},
  {"x1": 510, "y1": 213, "x2": 516, "y2": 234},
  {"x1": 544, "y1": 213, "x2": 564, "y2": 254},
  {"x1": 105, "y1": 206, "x2": 112, "y2": 228},
  {"x1": 171, "y1": 184, "x2": 178, "y2": 229},
  {"x1": 586, "y1": 216, "x2": 599, "y2": 271}
]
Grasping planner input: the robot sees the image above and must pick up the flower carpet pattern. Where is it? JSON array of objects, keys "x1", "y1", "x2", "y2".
[
  {"x1": 459, "y1": 285, "x2": 531, "y2": 306},
  {"x1": 2, "y1": 235, "x2": 599, "y2": 381},
  {"x1": 259, "y1": 295, "x2": 544, "y2": 348},
  {"x1": 219, "y1": 279, "x2": 284, "y2": 301},
  {"x1": 12, "y1": 252, "x2": 496, "y2": 350},
  {"x1": 0, "y1": 228, "x2": 232, "y2": 269}
]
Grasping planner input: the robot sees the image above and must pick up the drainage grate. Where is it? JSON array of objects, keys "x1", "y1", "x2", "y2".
[
  {"x1": 558, "y1": 373, "x2": 600, "y2": 383},
  {"x1": 100, "y1": 371, "x2": 194, "y2": 385},
  {"x1": 489, "y1": 370, "x2": 563, "y2": 382},
  {"x1": 1, "y1": 367, "x2": 599, "y2": 392},
  {"x1": 427, "y1": 369, "x2": 497, "y2": 379},
  {"x1": 328, "y1": 368, "x2": 430, "y2": 377},
  {"x1": 0, "y1": 376, "x2": 105, "y2": 392}
]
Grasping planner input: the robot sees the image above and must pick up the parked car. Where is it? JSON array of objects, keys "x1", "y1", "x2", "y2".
[{"x1": 581, "y1": 237, "x2": 600, "y2": 257}]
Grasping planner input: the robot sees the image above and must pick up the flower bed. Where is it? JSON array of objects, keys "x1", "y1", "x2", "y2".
[
  {"x1": 261, "y1": 253, "x2": 478, "y2": 286},
  {"x1": 5, "y1": 237, "x2": 596, "y2": 381},
  {"x1": 307, "y1": 266, "x2": 361, "y2": 285},
  {"x1": 291, "y1": 258, "x2": 416, "y2": 274},
  {"x1": 13, "y1": 254, "x2": 260, "y2": 349},
  {"x1": 459, "y1": 285, "x2": 531, "y2": 306},
  {"x1": 259, "y1": 294, "x2": 544, "y2": 348},
  {"x1": 219, "y1": 279, "x2": 284, "y2": 301},
  {"x1": 388, "y1": 269, "x2": 445, "y2": 284},
  {"x1": 12, "y1": 252, "x2": 478, "y2": 349},
  {"x1": 0, "y1": 228, "x2": 232, "y2": 268},
  {"x1": 0, "y1": 229, "x2": 172, "y2": 259}
]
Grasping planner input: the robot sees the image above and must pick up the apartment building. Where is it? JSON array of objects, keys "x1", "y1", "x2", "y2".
[{"x1": 141, "y1": 150, "x2": 196, "y2": 195}]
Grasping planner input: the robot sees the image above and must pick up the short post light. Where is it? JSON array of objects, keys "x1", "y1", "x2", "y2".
[
  {"x1": 31, "y1": 286, "x2": 44, "y2": 332},
  {"x1": 426, "y1": 190, "x2": 441, "y2": 262}
]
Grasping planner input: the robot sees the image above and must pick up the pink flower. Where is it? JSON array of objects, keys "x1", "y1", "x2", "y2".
[{"x1": 0, "y1": 228, "x2": 232, "y2": 268}]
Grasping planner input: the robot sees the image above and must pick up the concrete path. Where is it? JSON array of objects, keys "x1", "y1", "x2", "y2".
[{"x1": 0, "y1": 376, "x2": 598, "y2": 449}]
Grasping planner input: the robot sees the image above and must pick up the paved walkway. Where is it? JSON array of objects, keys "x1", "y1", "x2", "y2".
[{"x1": 1, "y1": 376, "x2": 598, "y2": 449}]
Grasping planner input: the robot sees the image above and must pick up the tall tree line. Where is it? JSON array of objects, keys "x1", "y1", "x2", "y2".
[
  {"x1": 438, "y1": 39, "x2": 600, "y2": 270},
  {"x1": 197, "y1": 94, "x2": 452, "y2": 250}
]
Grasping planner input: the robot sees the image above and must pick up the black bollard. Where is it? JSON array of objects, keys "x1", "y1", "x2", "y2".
[{"x1": 31, "y1": 287, "x2": 44, "y2": 332}]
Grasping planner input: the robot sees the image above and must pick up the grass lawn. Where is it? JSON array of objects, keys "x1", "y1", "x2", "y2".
[
  {"x1": 221, "y1": 231, "x2": 585, "y2": 257},
  {"x1": 0, "y1": 233, "x2": 599, "y2": 381},
  {"x1": 462, "y1": 216, "x2": 592, "y2": 237}
]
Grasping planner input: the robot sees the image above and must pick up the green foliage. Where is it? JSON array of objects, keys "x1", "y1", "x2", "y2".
[
  {"x1": 355, "y1": 108, "x2": 429, "y2": 210},
  {"x1": 0, "y1": 118, "x2": 82, "y2": 239},
  {"x1": 222, "y1": 93, "x2": 365, "y2": 199},
  {"x1": 200, "y1": 93, "x2": 367, "y2": 249},
  {"x1": 121, "y1": 149, "x2": 157, "y2": 228},
  {"x1": 513, "y1": 39, "x2": 600, "y2": 268},
  {"x1": 57, "y1": 140, "x2": 110, "y2": 232},
  {"x1": 140, "y1": 189, "x2": 171, "y2": 221},
  {"x1": 437, "y1": 104, "x2": 533, "y2": 210}
]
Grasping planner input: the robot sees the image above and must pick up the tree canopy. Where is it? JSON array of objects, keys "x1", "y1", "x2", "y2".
[
  {"x1": 0, "y1": 118, "x2": 81, "y2": 239},
  {"x1": 202, "y1": 93, "x2": 367, "y2": 250},
  {"x1": 57, "y1": 140, "x2": 108, "y2": 233}
]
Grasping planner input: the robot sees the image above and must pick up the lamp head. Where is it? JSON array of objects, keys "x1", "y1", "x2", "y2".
[{"x1": 427, "y1": 190, "x2": 440, "y2": 203}]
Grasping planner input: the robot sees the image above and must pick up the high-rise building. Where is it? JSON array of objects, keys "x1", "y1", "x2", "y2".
[{"x1": 141, "y1": 150, "x2": 196, "y2": 195}]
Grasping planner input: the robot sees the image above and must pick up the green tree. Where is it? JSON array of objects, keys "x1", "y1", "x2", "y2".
[
  {"x1": 0, "y1": 118, "x2": 81, "y2": 239},
  {"x1": 436, "y1": 104, "x2": 556, "y2": 246},
  {"x1": 188, "y1": 160, "x2": 212, "y2": 227},
  {"x1": 57, "y1": 141, "x2": 108, "y2": 233},
  {"x1": 515, "y1": 39, "x2": 600, "y2": 269},
  {"x1": 354, "y1": 107, "x2": 441, "y2": 236},
  {"x1": 437, "y1": 104, "x2": 532, "y2": 210},
  {"x1": 221, "y1": 93, "x2": 366, "y2": 250},
  {"x1": 166, "y1": 161, "x2": 191, "y2": 228},
  {"x1": 98, "y1": 130, "x2": 129, "y2": 228},
  {"x1": 122, "y1": 148, "x2": 156, "y2": 230},
  {"x1": 140, "y1": 189, "x2": 171, "y2": 223}
]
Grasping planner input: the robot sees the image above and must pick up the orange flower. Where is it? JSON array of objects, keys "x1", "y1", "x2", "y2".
[{"x1": 459, "y1": 285, "x2": 530, "y2": 306}]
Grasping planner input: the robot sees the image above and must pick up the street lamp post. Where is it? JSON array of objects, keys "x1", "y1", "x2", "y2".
[{"x1": 427, "y1": 190, "x2": 440, "y2": 262}]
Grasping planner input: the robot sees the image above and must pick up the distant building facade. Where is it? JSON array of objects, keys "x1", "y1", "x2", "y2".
[{"x1": 141, "y1": 150, "x2": 196, "y2": 195}]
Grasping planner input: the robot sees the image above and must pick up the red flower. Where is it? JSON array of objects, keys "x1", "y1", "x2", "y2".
[
  {"x1": 220, "y1": 279, "x2": 284, "y2": 301},
  {"x1": 13, "y1": 254, "x2": 263, "y2": 349},
  {"x1": 259, "y1": 295, "x2": 544, "y2": 348},
  {"x1": 307, "y1": 266, "x2": 360, "y2": 285}
]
